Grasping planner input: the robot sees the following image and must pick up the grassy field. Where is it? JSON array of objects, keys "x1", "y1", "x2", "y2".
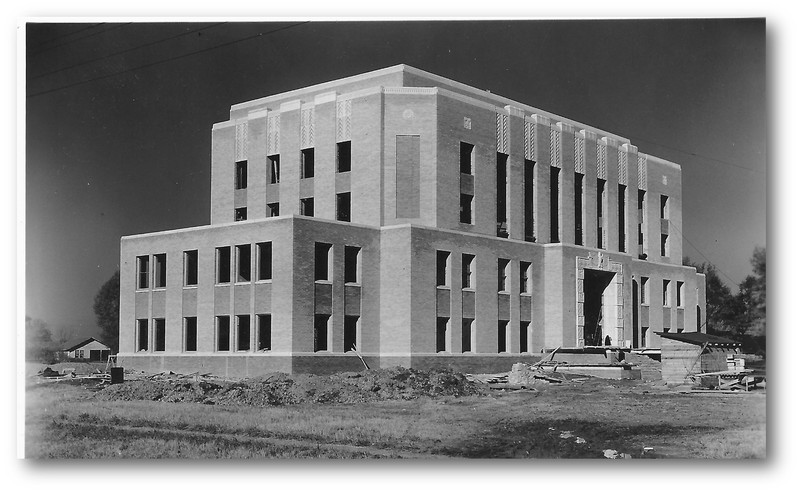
[{"x1": 24, "y1": 375, "x2": 766, "y2": 459}]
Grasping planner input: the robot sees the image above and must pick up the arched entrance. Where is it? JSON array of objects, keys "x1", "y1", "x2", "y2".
[{"x1": 576, "y1": 254, "x2": 624, "y2": 347}]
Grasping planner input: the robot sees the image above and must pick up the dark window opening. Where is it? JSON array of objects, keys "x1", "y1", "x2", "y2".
[
  {"x1": 237, "y1": 315, "x2": 250, "y2": 351},
  {"x1": 575, "y1": 173, "x2": 584, "y2": 245},
  {"x1": 184, "y1": 250, "x2": 198, "y2": 286},
  {"x1": 336, "y1": 192, "x2": 351, "y2": 222},
  {"x1": 661, "y1": 234, "x2": 669, "y2": 257},
  {"x1": 136, "y1": 319, "x2": 148, "y2": 351},
  {"x1": 462, "y1": 254, "x2": 475, "y2": 289},
  {"x1": 520, "y1": 261, "x2": 531, "y2": 294},
  {"x1": 257, "y1": 242, "x2": 272, "y2": 281},
  {"x1": 660, "y1": 194, "x2": 668, "y2": 219},
  {"x1": 268, "y1": 155, "x2": 280, "y2": 184},
  {"x1": 618, "y1": 184, "x2": 627, "y2": 252},
  {"x1": 184, "y1": 317, "x2": 197, "y2": 352},
  {"x1": 524, "y1": 160, "x2": 535, "y2": 242},
  {"x1": 236, "y1": 244, "x2": 251, "y2": 282},
  {"x1": 436, "y1": 251, "x2": 450, "y2": 287},
  {"x1": 268, "y1": 202, "x2": 280, "y2": 217},
  {"x1": 436, "y1": 317, "x2": 449, "y2": 353},
  {"x1": 315, "y1": 243, "x2": 332, "y2": 281},
  {"x1": 663, "y1": 279, "x2": 671, "y2": 306},
  {"x1": 638, "y1": 189, "x2": 646, "y2": 259},
  {"x1": 300, "y1": 197, "x2": 314, "y2": 217},
  {"x1": 314, "y1": 314, "x2": 329, "y2": 352},
  {"x1": 520, "y1": 322, "x2": 529, "y2": 353},
  {"x1": 154, "y1": 253, "x2": 167, "y2": 288},
  {"x1": 235, "y1": 207, "x2": 247, "y2": 222},
  {"x1": 460, "y1": 142, "x2": 474, "y2": 174},
  {"x1": 344, "y1": 316, "x2": 358, "y2": 352},
  {"x1": 550, "y1": 167, "x2": 560, "y2": 242},
  {"x1": 497, "y1": 153, "x2": 508, "y2": 237},
  {"x1": 301, "y1": 148, "x2": 315, "y2": 179},
  {"x1": 344, "y1": 246, "x2": 360, "y2": 284},
  {"x1": 337, "y1": 141, "x2": 351, "y2": 173},
  {"x1": 497, "y1": 258, "x2": 509, "y2": 292},
  {"x1": 641, "y1": 327, "x2": 649, "y2": 348},
  {"x1": 217, "y1": 316, "x2": 230, "y2": 351},
  {"x1": 677, "y1": 281, "x2": 684, "y2": 307},
  {"x1": 235, "y1": 160, "x2": 247, "y2": 189},
  {"x1": 460, "y1": 194, "x2": 473, "y2": 224},
  {"x1": 462, "y1": 319, "x2": 473, "y2": 352},
  {"x1": 216, "y1": 247, "x2": 231, "y2": 284},
  {"x1": 498, "y1": 320, "x2": 508, "y2": 353},
  {"x1": 641, "y1": 277, "x2": 649, "y2": 305},
  {"x1": 597, "y1": 178, "x2": 606, "y2": 249},
  {"x1": 153, "y1": 318, "x2": 165, "y2": 352},
  {"x1": 136, "y1": 255, "x2": 149, "y2": 289},
  {"x1": 257, "y1": 314, "x2": 271, "y2": 351}
]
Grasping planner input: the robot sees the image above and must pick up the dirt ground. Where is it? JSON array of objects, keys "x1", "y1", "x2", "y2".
[{"x1": 24, "y1": 364, "x2": 767, "y2": 459}]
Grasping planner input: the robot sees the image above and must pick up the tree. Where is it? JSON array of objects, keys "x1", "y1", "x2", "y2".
[
  {"x1": 93, "y1": 270, "x2": 120, "y2": 353},
  {"x1": 26, "y1": 316, "x2": 55, "y2": 362},
  {"x1": 683, "y1": 257, "x2": 742, "y2": 336},
  {"x1": 738, "y1": 247, "x2": 766, "y2": 337}
]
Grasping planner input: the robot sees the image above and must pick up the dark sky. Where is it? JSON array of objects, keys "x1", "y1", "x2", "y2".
[{"x1": 25, "y1": 20, "x2": 766, "y2": 339}]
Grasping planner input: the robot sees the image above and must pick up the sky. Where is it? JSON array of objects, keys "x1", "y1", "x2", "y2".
[{"x1": 24, "y1": 19, "x2": 766, "y2": 340}]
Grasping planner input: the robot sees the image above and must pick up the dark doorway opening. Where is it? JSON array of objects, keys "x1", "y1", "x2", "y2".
[{"x1": 583, "y1": 269, "x2": 616, "y2": 346}]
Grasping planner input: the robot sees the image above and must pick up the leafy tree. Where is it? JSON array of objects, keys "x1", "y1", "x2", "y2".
[
  {"x1": 683, "y1": 257, "x2": 742, "y2": 336},
  {"x1": 93, "y1": 270, "x2": 120, "y2": 352},
  {"x1": 26, "y1": 316, "x2": 55, "y2": 362},
  {"x1": 738, "y1": 247, "x2": 766, "y2": 337}
]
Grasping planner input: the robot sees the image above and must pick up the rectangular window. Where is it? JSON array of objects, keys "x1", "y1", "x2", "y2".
[
  {"x1": 641, "y1": 277, "x2": 649, "y2": 305},
  {"x1": 154, "y1": 253, "x2": 167, "y2": 288},
  {"x1": 235, "y1": 207, "x2": 247, "y2": 222},
  {"x1": 314, "y1": 242, "x2": 332, "y2": 282},
  {"x1": 300, "y1": 197, "x2": 314, "y2": 217},
  {"x1": 237, "y1": 315, "x2": 250, "y2": 351},
  {"x1": 497, "y1": 258, "x2": 510, "y2": 292},
  {"x1": 663, "y1": 326, "x2": 671, "y2": 333},
  {"x1": 136, "y1": 319, "x2": 148, "y2": 351},
  {"x1": 436, "y1": 251, "x2": 451, "y2": 287},
  {"x1": 461, "y1": 318, "x2": 473, "y2": 353},
  {"x1": 550, "y1": 167, "x2": 560, "y2": 242},
  {"x1": 618, "y1": 184, "x2": 627, "y2": 252},
  {"x1": 184, "y1": 250, "x2": 198, "y2": 286},
  {"x1": 235, "y1": 160, "x2": 247, "y2": 189},
  {"x1": 257, "y1": 242, "x2": 272, "y2": 281},
  {"x1": 236, "y1": 244, "x2": 251, "y2": 283},
  {"x1": 677, "y1": 281, "x2": 684, "y2": 307},
  {"x1": 462, "y1": 254, "x2": 475, "y2": 289},
  {"x1": 663, "y1": 279, "x2": 671, "y2": 307},
  {"x1": 524, "y1": 160, "x2": 535, "y2": 242},
  {"x1": 154, "y1": 318, "x2": 165, "y2": 352},
  {"x1": 314, "y1": 314, "x2": 329, "y2": 352},
  {"x1": 575, "y1": 173, "x2": 584, "y2": 245},
  {"x1": 184, "y1": 317, "x2": 197, "y2": 352},
  {"x1": 216, "y1": 316, "x2": 230, "y2": 351},
  {"x1": 638, "y1": 189, "x2": 646, "y2": 257},
  {"x1": 344, "y1": 315, "x2": 359, "y2": 352},
  {"x1": 520, "y1": 261, "x2": 532, "y2": 294},
  {"x1": 301, "y1": 148, "x2": 315, "y2": 179},
  {"x1": 497, "y1": 153, "x2": 509, "y2": 237},
  {"x1": 436, "y1": 317, "x2": 449, "y2": 353},
  {"x1": 661, "y1": 234, "x2": 669, "y2": 257},
  {"x1": 460, "y1": 194, "x2": 473, "y2": 224},
  {"x1": 268, "y1": 202, "x2": 280, "y2": 217},
  {"x1": 641, "y1": 327, "x2": 649, "y2": 348},
  {"x1": 498, "y1": 320, "x2": 508, "y2": 353},
  {"x1": 136, "y1": 255, "x2": 149, "y2": 289},
  {"x1": 337, "y1": 141, "x2": 351, "y2": 173},
  {"x1": 268, "y1": 155, "x2": 280, "y2": 184},
  {"x1": 460, "y1": 142, "x2": 474, "y2": 174},
  {"x1": 520, "y1": 321, "x2": 529, "y2": 353},
  {"x1": 660, "y1": 195, "x2": 669, "y2": 219},
  {"x1": 344, "y1": 246, "x2": 361, "y2": 284},
  {"x1": 597, "y1": 179, "x2": 606, "y2": 249},
  {"x1": 336, "y1": 192, "x2": 351, "y2": 222},
  {"x1": 257, "y1": 314, "x2": 271, "y2": 351},
  {"x1": 216, "y1": 246, "x2": 231, "y2": 284}
]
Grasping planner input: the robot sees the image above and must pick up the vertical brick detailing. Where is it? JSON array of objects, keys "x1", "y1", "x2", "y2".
[
  {"x1": 235, "y1": 122, "x2": 248, "y2": 161},
  {"x1": 300, "y1": 106, "x2": 315, "y2": 149},
  {"x1": 596, "y1": 140, "x2": 607, "y2": 179},
  {"x1": 637, "y1": 155, "x2": 648, "y2": 190},
  {"x1": 524, "y1": 120, "x2": 536, "y2": 160},
  {"x1": 267, "y1": 113, "x2": 280, "y2": 155},
  {"x1": 618, "y1": 147, "x2": 628, "y2": 184},
  {"x1": 496, "y1": 112, "x2": 509, "y2": 154},
  {"x1": 336, "y1": 99, "x2": 352, "y2": 142},
  {"x1": 550, "y1": 126, "x2": 561, "y2": 169},
  {"x1": 574, "y1": 133, "x2": 585, "y2": 173}
]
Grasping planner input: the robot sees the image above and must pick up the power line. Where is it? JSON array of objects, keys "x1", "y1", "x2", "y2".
[
  {"x1": 631, "y1": 134, "x2": 764, "y2": 175},
  {"x1": 29, "y1": 22, "x2": 228, "y2": 82},
  {"x1": 27, "y1": 22, "x2": 309, "y2": 99},
  {"x1": 27, "y1": 23, "x2": 104, "y2": 52},
  {"x1": 28, "y1": 23, "x2": 131, "y2": 57},
  {"x1": 668, "y1": 221, "x2": 739, "y2": 286}
]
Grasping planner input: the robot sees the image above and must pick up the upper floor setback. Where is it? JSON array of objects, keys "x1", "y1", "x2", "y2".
[{"x1": 208, "y1": 66, "x2": 684, "y2": 264}]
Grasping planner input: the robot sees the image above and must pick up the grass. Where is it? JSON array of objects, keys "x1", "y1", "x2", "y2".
[{"x1": 25, "y1": 380, "x2": 767, "y2": 459}]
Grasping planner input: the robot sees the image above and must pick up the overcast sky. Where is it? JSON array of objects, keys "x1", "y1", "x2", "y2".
[{"x1": 24, "y1": 19, "x2": 766, "y2": 339}]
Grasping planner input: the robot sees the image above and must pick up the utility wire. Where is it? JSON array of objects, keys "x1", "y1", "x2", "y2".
[
  {"x1": 29, "y1": 22, "x2": 227, "y2": 81},
  {"x1": 669, "y1": 221, "x2": 740, "y2": 286},
  {"x1": 27, "y1": 23, "x2": 104, "y2": 52},
  {"x1": 28, "y1": 23, "x2": 131, "y2": 57},
  {"x1": 27, "y1": 22, "x2": 308, "y2": 99},
  {"x1": 632, "y1": 134, "x2": 764, "y2": 175}
]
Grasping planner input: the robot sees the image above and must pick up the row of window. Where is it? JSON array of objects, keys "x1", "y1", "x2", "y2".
[
  {"x1": 234, "y1": 141, "x2": 352, "y2": 190},
  {"x1": 639, "y1": 277, "x2": 685, "y2": 307},
  {"x1": 458, "y1": 141, "x2": 671, "y2": 257},
  {"x1": 436, "y1": 317, "x2": 535, "y2": 354},
  {"x1": 233, "y1": 193, "x2": 351, "y2": 223},
  {"x1": 435, "y1": 250, "x2": 533, "y2": 294},
  {"x1": 136, "y1": 315, "x2": 272, "y2": 353},
  {"x1": 314, "y1": 243, "x2": 362, "y2": 284}
]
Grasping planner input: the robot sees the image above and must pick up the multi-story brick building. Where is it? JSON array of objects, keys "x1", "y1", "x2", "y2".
[{"x1": 118, "y1": 65, "x2": 706, "y2": 376}]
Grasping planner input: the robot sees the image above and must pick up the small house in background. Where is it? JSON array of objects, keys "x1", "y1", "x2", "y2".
[
  {"x1": 61, "y1": 337, "x2": 111, "y2": 362},
  {"x1": 657, "y1": 332, "x2": 742, "y2": 385}
]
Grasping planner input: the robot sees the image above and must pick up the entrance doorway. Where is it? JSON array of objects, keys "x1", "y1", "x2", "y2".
[{"x1": 583, "y1": 269, "x2": 618, "y2": 346}]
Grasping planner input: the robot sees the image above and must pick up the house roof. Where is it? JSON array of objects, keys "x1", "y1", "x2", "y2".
[
  {"x1": 656, "y1": 332, "x2": 741, "y2": 347},
  {"x1": 62, "y1": 337, "x2": 109, "y2": 352}
]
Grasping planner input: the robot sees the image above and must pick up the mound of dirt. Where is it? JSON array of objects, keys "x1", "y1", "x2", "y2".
[{"x1": 95, "y1": 367, "x2": 486, "y2": 406}]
